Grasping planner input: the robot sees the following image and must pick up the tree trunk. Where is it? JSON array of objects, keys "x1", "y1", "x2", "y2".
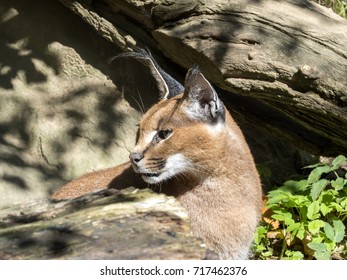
[{"x1": 58, "y1": 0, "x2": 347, "y2": 155}]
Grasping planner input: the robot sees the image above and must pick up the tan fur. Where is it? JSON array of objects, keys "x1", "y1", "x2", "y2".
[
  {"x1": 51, "y1": 162, "x2": 144, "y2": 200},
  {"x1": 52, "y1": 85, "x2": 262, "y2": 260}
]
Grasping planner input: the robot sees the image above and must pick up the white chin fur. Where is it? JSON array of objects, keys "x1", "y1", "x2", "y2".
[
  {"x1": 141, "y1": 173, "x2": 167, "y2": 184},
  {"x1": 142, "y1": 153, "x2": 191, "y2": 184}
]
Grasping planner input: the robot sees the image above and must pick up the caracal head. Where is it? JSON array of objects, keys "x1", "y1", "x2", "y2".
[{"x1": 129, "y1": 67, "x2": 226, "y2": 184}]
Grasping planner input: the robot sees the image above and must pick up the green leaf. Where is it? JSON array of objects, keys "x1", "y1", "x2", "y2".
[
  {"x1": 321, "y1": 192, "x2": 334, "y2": 204},
  {"x1": 307, "y1": 166, "x2": 331, "y2": 184},
  {"x1": 267, "y1": 191, "x2": 289, "y2": 205},
  {"x1": 262, "y1": 251, "x2": 273, "y2": 257},
  {"x1": 325, "y1": 188, "x2": 339, "y2": 197},
  {"x1": 255, "y1": 244, "x2": 266, "y2": 252},
  {"x1": 307, "y1": 201, "x2": 320, "y2": 220},
  {"x1": 333, "y1": 220, "x2": 345, "y2": 243},
  {"x1": 330, "y1": 202, "x2": 344, "y2": 212},
  {"x1": 271, "y1": 214, "x2": 285, "y2": 221},
  {"x1": 324, "y1": 222, "x2": 335, "y2": 242},
  {"x1": 291, "y1": 251, "x2": 304, "y2": 260},
  {"x1": 254, "y1": 226, "x2": 268, "y2": 244},
  {"x1": 271, "y1": 212, "x2": 295, "y2": 226},
  {"x1": 307, "y1": 242, "x2": 327, "y2": 252},
  {"x1": 279, "y1": 180, "x2": 309, "y2": 194},
  {"x1": 310, "y1": 179, "x2": 329, "y2": 200},
  {"x1": 304, "y1": 162, "x2": 324, "y2": 169},
  {"x1": 320, "y1": 203, "x2": 332, "y2": 216},
  {"x1": 311, "y1": 236, "x2": 324, "y2": 244},
  {"x1": 297, "y1": 224, "x2": 306, "y2": 240},
  {"x1": 331, "y1": 178, "x2": 345, "y2": 191},
  {"x1": 283, "y1": 250, "x2": 304, "y2": 260},
  {"x1": 325, "y1": 240, "x2": 336, "y2": 252},
  {"x1": 315, "y1": 250, "x2": 331, "y2": 260},
  {"x1": 324, "y1": 240, "x2": 336, "y2": 252},
  {"x1": 308, "y1": 220, "x2": 325, "y2": 235},
  {"x1": 296, "y1": 179, "x2": 309, "y2": 192},
  {"x1": 340, "y1": 198, "x2": 347, "y2": 209},
  {"x1": 332, "y1": 155, "x2": 347, "y2": 170},
  {"x1": 286, "y1": 223, "x2": 300, "y2": 240},
  {"x1": 284, "y1": 217, "x2": 295, "y2": 226}
]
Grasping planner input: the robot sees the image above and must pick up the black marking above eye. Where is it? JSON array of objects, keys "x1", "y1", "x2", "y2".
[
  {"x1": 135, "y1": 127, "x2": 140, "y2": 144},
  {"x1": 157, "y1": 129, "x2": 172, "y2": 140}
]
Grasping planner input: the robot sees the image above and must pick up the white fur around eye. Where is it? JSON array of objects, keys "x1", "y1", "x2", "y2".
[{"x1": 144, "y1": 131, "x2": 157, "y2": 144}]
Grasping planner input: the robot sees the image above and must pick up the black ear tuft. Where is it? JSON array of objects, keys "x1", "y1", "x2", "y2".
[
  {"x1": 183, "y1": 68, "x2": 225, "y2": 123},
  {"x1": 110, "y1": 49, "x2": 184, "y2": 100}
]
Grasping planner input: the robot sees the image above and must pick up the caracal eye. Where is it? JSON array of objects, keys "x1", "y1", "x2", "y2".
[{"x1": 157, "y1": 129, "x2": 172, "y2": 140}]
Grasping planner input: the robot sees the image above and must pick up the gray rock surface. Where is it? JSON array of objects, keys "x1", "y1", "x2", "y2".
[
  {"x1": 0, "y1": 0, "x2": 316, "y2": 208},
  {"x1": 0, "y1": 0, "x2": 140, "y2": 207},
  {"x1": 64, "y1": 0, "x2": 347, "y2": 155},
  {"x1": 0, "y1": 188, "x2": 214, "y2": 259}
]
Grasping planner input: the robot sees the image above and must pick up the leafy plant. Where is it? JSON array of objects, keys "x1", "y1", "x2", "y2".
[
  {"x1": 253, "y1": 155, "x2": 347, "y2": 260},
  {"x1": 314, "y1": 0, "x2": 347, "y2": 19}
]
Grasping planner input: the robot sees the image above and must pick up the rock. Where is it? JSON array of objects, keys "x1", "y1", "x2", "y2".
[
  {"x1": 0, "y1": 188, "x2": 214, "y2": 259},
  {"x1": 0, "y1": 0, "x2": 140, "y2": 207},
  {"x1": 150, "y1": 0, "x2": 347, "y2": 155},
  {"x1": 2, "y1": 0, "x2": 337, "y2": 207},
  {"x1": 73, "y1": 0, "x2": 347, "y2": 155}
]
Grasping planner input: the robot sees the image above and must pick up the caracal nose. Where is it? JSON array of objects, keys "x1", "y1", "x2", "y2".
[{"x1": 129, "y1": 152, "x2": 144, "y2": 164}]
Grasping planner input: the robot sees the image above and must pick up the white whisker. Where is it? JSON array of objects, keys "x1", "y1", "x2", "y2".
[
  {"x1": 137, "y1": 89, "x2": 146, "y2": 113},
  {"x1": 131, "y1": 95, "x2": 144, "y2": 115}
]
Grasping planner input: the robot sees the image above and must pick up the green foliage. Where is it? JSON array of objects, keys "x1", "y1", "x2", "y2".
[
  {"x1": 253, "y1": 155, "x2": 347, "y2": 260},
  {"x1": 316, "y1": 0, "x2": 347, "y2": 19}
]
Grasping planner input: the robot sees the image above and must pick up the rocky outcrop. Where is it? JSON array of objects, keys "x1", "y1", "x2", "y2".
[
  {"x1": 0, "y1": 188, "x2": 214, "y2": 259},
  {"x1": 0, "y1": 0, "x2": 140, "y2": 207},
  {"x1": 59, "y1": 0, "x2": 347, "y2": 155}
]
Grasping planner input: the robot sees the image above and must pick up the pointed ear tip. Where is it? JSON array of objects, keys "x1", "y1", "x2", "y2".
[
  {"x1": 188, "y1": 66, "x2": 201, "y2": 73},
  {"x1": 186, "y1": 67, "x2": 203, "y2": 81}
]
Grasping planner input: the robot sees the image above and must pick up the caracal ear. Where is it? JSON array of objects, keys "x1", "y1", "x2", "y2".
[
  {"x1": 110, "y1": 49, "x2": 184, "y2": 100},
  {"x1": 183, "y1": 68, "x2": 225, "y2": 124}
]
